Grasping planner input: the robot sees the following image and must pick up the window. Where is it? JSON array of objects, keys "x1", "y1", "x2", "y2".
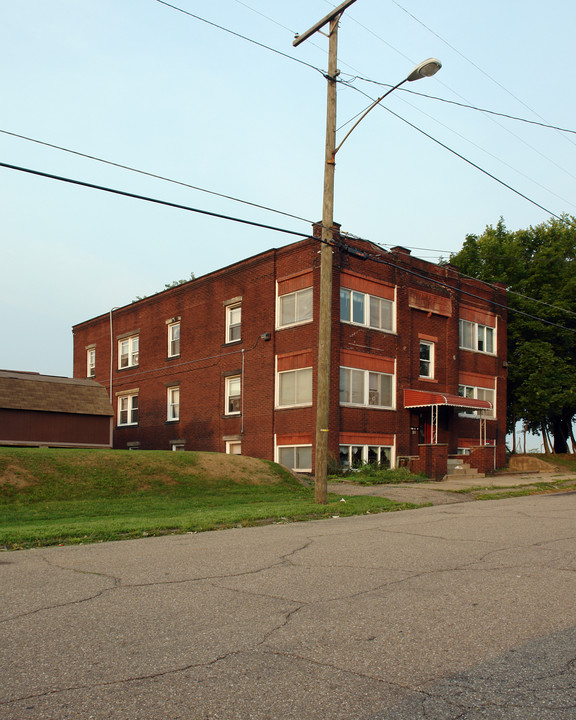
[
  {"x1": 168, "y1": 322, "x2": 180, "y2": 357},
  {"x1": 419, "y1": 341, "x2": 434, "y2": 378},
  {"x1": 170, "y1": 440, "x2": 185, "y2": 451},
  {"x1": 339, "y1": 367, "x2": 393, "y2": 408},
  {"x1": 277, "y1": 367, "x2": 313, "y2": 407},
  {"x1": 225, "y1": 376, "x2": 241, "y2": 415},
  {"x1": 226, "y1": 441, "x2": 242, "y2": 455},
  {"x1": 278, "y1": 445, "x2": 312, "y2": 471},
  {"x1": 458, "y1": 385, "x2": 495, "y2": 419},
  {"x1": 340, "y1": 288, "x2": 394, "y2": 332},
  {"x1": 167, "y1": 387, "x2": 180, "y2": 421},
  {"x1": 118, "y1": 335, "x2": 139, "y2": 368},
  {"x1": 118, "y1": 394, "x2": 138, "y2": 426},
  {"x1": 339, "y1": 445, "x2": 392, "y2": 469},
  {"x1": 87, "y1": 348, "x2": 95, "y2": 378},
  {"x1": 459, "y1": 320, "x2": 495, "y2": 354},
  {"x1": 278, "y1": 287, "x2": 313, "y2": 327},
  {"x1": 226, "y1": 304, "x2": 241, "y2": 343}
]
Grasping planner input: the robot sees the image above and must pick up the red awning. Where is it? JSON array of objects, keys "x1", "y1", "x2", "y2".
[{"x1": 404, "y1": 388, "x2": 492, "y2": 410}]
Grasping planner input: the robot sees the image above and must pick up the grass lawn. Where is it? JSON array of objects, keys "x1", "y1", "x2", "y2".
[{"x1": 0, "y1": 448, "x2": 421, "y2": 550}]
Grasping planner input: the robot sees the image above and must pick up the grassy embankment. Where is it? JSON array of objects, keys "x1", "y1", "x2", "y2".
[{"x1": 0, "y1": 447, "x2": 421, "y2": 550}]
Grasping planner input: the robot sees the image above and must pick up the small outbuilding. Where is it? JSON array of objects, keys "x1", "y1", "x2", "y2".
[{"x1": 0, "y1": 370, "x2": 113, "y2": 448}]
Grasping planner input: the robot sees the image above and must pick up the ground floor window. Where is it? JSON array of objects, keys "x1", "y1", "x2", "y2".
[
  {"x1": 277, "y1": 445, "x2": 312, "y2": 472},
  {"x1": 226, "y1": 441, "x2": 242, "y2": 455},
  {"x1": 339, "y1": 444, "x2": 392, "y2": 469}
]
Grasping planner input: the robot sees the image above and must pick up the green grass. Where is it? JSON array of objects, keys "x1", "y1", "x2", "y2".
[
  {"x1": 329, "y1": 464, "x2": 427, "y2": 485},
  {"x1": 0, "y1": 448, "x2": 421, "y2": 550}
]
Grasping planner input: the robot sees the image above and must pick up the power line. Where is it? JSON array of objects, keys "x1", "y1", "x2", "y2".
[
  {"x1": 0, "y1": 160, "x2": 311, "y2": 240},
  {"x1": 3, "y1": 157, "x2": 573, "y2": 335}
]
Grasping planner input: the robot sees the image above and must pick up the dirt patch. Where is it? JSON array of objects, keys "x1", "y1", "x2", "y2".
[
  {"x1": 0, "y1": 464, "x2": 36, "y2": 489},
  {"x1": 194, "y1": 454, "x2": 280, "y2": 484}
]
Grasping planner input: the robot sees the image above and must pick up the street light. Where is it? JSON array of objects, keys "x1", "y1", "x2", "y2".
[{"x1": 294, "y1": 4, "x2": 441, "y2": 504}]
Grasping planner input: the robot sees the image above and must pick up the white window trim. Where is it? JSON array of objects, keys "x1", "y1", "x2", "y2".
[
  {"x1": 226, "y1": 440, "x2": 242, "y2": 455},
  {"x1": 276, "y1": 286, "x2": 313, "y2": 329},
  {"x1": 458, "y1": 384, "x2": 496, "y2": 420},
  {"x1": 276, "y1": 366, "x2": 313, "y2": 408},
  {"x1": 419, "y1": 340, "x2": 434, "y2": 379},
  {"x1": 340, "y1": 287, "x2": 396, "y2": 334},
  {"x1": 168, "y1": 322, "x2": 180, "y2": 358},
  {"x1": 87, "y1": 348, "x2": 96, "y2": 378},
  {"x1": 459, "y1": 319, "x2": 496, "y2": 355},
  {"x1": 276, "y1": 444, "x2": 313, "y2": 472},
  {"x1": 118, "y1": 335, "x2": 139, "y2": 369},
  {"x1": 226, "y1": 303, "x2": 242, "y2": 344},
  {"x1": 339, "y1": 366, "x2": 395, "y2": 410},
  {"x1": 167, "y1": 386, "x2": 180, "y2": 422},
  {"x1": 338, "y1": 444, "x2": 395, "y2": 469},
  {"x1": 117, "y1": 393, "x2": 138, "y2": 426},
  {"x1": 225, "y1": 375, "x2": 242, "y2": 416}
]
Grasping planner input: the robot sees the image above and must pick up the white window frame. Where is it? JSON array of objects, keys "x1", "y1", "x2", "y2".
[
  {"x1": 87, "y1": 348, "x2": 96, "y2": 378},
  {"x1": 277, "y1": 286, "x2": 313, "y2": 329},
  {"x1": 340, "y1": 288, "x2": 395, "y2": 333},
  {"x1": 419, "y1": 340, "x2": 434, "y2": 379},
  {"x1": 167, "y1": 386, "x2": 180, "y2": 422},
  {"x1": 458, "y1": 384, "x2": 495, "y2": 419},
  {"x1": 118, "y1": 393, "x2": 138, "y2": 426},
  {"x1": 459, "y1": 320, "x2": 495, "y2": 354},
  {"x1": 226, "y1": 441, "x2": 242, "y2": 455},
  {"x1": 339, "y1": 367, "x2": 394, "y2": 409},
  {"x1": 118, "y1": 335, "x2": 139, "y2": 369},
  {"x1": 225, "y1": 376, "x2": 241, "y2": 415},
  {"x1": 339, "y1": 444, "x2": 393, "y2": 469},
  {"x1": 226, "y1": 304, "x2": 242, "y2": 344},
  {"x1": 277, "y1": 445, "x2": 312, "y2": 472},
  {"x1": 276, "y1": 367, "x2": 313, "y2": 408},
  {"x1": 168, "y1": 322, "x2": 180, "y2": 358}
]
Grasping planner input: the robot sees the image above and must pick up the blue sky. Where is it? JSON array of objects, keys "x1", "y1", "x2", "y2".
[{"x1": 2, "y1": 0, "x2": 575, "y2": 377}]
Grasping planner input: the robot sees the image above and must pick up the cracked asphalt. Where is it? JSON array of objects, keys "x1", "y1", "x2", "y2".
[{"x1": 1, "y1": 493, "x2": 575, "y2": 719}]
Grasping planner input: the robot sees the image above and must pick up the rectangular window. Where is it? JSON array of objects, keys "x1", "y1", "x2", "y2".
[
  {"x1": 340, "y1": 288, "x2": 394, "y2": 332},
  {"x1": 226, "y1": 304, "x2": 241, "y2": 343},
  {"x1": 458, "y1": 384, "x2": 495, "y2": 418},
  {"x1": 167, "y1": 387, "x2": 179, "y2": 421},
  {"x1": 225, "y1": 376, "x2": 241, "y2": 415},
  {"x1": 339, "y1": 445, "x2": 392, "y2": 469},
  {"x1": 226, "y1": 441, "x2": 242, "y2": 455},
  {"x1": 459, "y1": 320, "x2": 495, "y2": 354},
  {"x1": 277, "y1": 367, "x2": 313, "y2": 407},
  {"x1": 278, "y1": 445, "x2": 312, "y2": 471},
  {"x1": 118, "y1": 335, "x2": 139, "y2": 369},
  {"x1": 118, "y1": 394, "x2": 138, "y2": 426},
  {"x1": 168, "y1": 322, "x2": 180, "y2": 357},
  {"x1": 339, "y1": 367, "x2": 393, "y2": 408},
  {"x1": 419, "y1": 341, "x2": 434, "y2": 378},
  {"x1": 278, "y1": 287, "x2": 313, "y2": 328},
  {"x1": 87, "y1": 348, "x2": 95, "y2": 378}
]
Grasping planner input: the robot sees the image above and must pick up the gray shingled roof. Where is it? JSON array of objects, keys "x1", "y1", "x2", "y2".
[{"x1": 0, "y1": 370, "x2": 114, "y2": 416}]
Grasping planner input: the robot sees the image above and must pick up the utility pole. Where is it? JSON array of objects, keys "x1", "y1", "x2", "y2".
[{"x1": 294, "y1": 0, "x2": 357, "y2": 504}]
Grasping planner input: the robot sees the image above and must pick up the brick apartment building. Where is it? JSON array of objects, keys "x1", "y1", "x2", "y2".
[{"x1": 72, "y1": 227, "x2": 507, "y2": 477}]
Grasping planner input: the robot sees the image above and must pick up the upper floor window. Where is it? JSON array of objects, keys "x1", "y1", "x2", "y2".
[
  {"x1": 458, "y1": 384, "x2": 495, "y2": 419},
  {"x1": 167, "y1": 386, "x2": 180, "y2": 421},
  {"x1": 87, "y1": 348, "x2": 96, "y2": 378},
  {"x1": 118, "y1": 335, "x2": 139, "y2": 369},
  {"x1": 277, "y1": 367, "x2": 313, "y2": 407},
  {"x1": 225, "y1": 376, "x2": 241, "y2": 415},
  {"x1": 168, "y1": 322, "x2": 180, "y2": 357},
  {"x1": 118, "y1": 393, "x2": 138, "y2": 426},
  {"x1": 226, "y1": 304, "x2": 241, "y2": 343},
  {"x1": 459, "y1": 320, "x2": 495, "y2": 354},
  {"x1": 278, "y1": 287, "x2": 313, "y2": 328},
  {"x1": 419, "y1": 341, "x2": 434, "y2": 378},
  {"x1": 340, "y1": 288, "x2": 394, "y2": 332},
  {"x1": 339, "y1": 367, "x2": 393, "y2": 408}
]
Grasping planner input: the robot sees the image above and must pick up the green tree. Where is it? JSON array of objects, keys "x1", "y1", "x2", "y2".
[{"x1": 451, "y1": 216, "x2": 576, "y2": 453}]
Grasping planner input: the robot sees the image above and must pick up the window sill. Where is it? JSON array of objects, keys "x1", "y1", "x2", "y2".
[
  {"x1": 117, "y1": 424, "x2": 138, "y2": 428},
  {"x1": 340, "y1": 403, "x2": 395, "y2": 410},
  {"x1": 223, "y1": 413, "x2": 241, "y2": 418},
  {"x1": 340, "y1": 320, "x2": 396, "y2": 335},
  {"x1": 166, "y1": 355, "x2": 181, "y2": 361},
  {"x1": 459, "y1": 347, "x2": 496, "y2": 356},
  {"x1": 117, "y1": 365, "x2": 139, "y2": 372},
  {"x1": 419, "y1": 377, "x2": 438, "y2": 383},
  {"x1": 223, "y1": 340, "x2": 242, "y2": 347},
  {"x1": 276, "y1": 320, "x2": 313, "y2": 331},
  {"x1": 165, "y1": 419, "x2": 180, "y2": 425},
  {"x1": 275, "y1": 403, "x2": 313, "y2": 410}
]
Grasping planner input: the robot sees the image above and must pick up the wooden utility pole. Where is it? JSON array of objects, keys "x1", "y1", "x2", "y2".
[{"x1": 294, "y1": 0, "x2": 357, "y2": 504}]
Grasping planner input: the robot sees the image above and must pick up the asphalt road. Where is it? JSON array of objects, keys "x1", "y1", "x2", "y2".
[{"x1": 1, "y1": 493, "x2": 575, "y2": 719}]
